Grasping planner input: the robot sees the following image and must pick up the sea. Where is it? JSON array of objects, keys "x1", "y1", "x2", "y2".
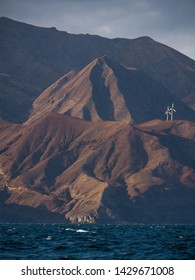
[{"x1": 0, "y1": 224, "x2": 195, "y2": 260}]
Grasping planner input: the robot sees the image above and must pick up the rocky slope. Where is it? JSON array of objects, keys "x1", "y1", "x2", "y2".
[
  {"x1": 30, "y1": 56, "x2": 195, "y2": 124},
  {"x1": 0, "y1": 112, "x2": 195, "y2": 223},
  {"x1": 1, "y1": 17, "x2": 195, "y2": 123}
]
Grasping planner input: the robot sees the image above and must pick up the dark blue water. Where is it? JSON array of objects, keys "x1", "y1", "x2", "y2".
[{"x1": 0, "y1": 224, "x2": 195, "y2": 260}]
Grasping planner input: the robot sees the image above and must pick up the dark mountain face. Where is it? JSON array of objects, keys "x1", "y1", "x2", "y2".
[
  {"x1": 30, "y1": 56, "x2": 195, "y2": 124},
  {"x1": 0, "y1": 17, "x2": 195, "y2": 123},
  {"x1": 0, "y1": 112, "x2": 195, "y2": 223}
]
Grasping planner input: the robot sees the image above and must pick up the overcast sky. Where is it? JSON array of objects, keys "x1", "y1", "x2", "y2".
[{"x1": 1, "y1": 0, "x2": 195, "y2": 59}]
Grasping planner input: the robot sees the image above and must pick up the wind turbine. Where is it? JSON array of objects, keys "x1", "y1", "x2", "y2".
[
  {"x1": 165, "y1": 106, "x2": 171, "y2": 121},
  {"x1": 170, "y1": 103, "x2": 176, "y2": 120}
]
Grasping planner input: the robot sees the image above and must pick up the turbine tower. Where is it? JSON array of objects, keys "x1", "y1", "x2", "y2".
[
  {"x1": 170, "y1": 103, "x2": 176, "y2": 120},
  {"x1": 165, "y1": 106, "x2": 171, "y2": 121}
]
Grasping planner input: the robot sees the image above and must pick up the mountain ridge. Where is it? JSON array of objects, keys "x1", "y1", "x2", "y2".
[
  {"x1": 1, "y1": 17, "x2": 195, "y2": 123},
  {"x1": 0, "y1": 112, "x2": 195, "y2": 223},
  {"x1": 30, "y1": 56, "x2": 195, "y2": 124}
]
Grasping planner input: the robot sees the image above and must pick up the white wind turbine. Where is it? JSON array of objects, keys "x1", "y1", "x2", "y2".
[
  {"x1": 170, "y1": 103, "x2": 176, "y2": 120},
  {"x1": 165, "y1": 106, "x2": 171, "y2": 121},
  {"x1": 165, "y1": 103, "x2": 176, "y2": 121}
]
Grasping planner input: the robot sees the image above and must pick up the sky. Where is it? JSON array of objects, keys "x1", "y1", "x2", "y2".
[{"x1": 0, "y1": 0, "x2": 195, "y2": 59}]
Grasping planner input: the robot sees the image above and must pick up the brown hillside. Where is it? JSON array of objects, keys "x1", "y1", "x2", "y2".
[
  {"x1": 0, "y1": 113, "x2": 195, "y2": 223},
  {"x1": 30, "y1": 56, "x2": 195, "y2": 124}
]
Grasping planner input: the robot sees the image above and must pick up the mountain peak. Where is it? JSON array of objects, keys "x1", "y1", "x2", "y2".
[
  {"x1": 30, "y1": 56, "x2": 195, "y2": 124},
  {"x1": 89, "y1": 56, "x2": 115, "y2": 70},
  {"x1": 94, "y1": 56, "x2": 107, "y2": 66},
  {"x1": 135, "y1": 36, "x2": 154, "y2": 42},
  {"x1": 92, "y1": 55, "x2": 138, "y2": 73}
]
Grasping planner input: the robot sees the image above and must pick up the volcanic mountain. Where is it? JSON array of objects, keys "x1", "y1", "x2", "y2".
[
  {"x1": 1, "y1": 17, "x2": 195, "y2": 123},
  {"x1": 0, "y1": 112, "x2": 195, "y2": 223},
  {"x1": 30, "y1": 56, "x2": 195, "y2": 124},
  {"x1": 0, "y1": 17, "x2": 195, "y2": 224}
]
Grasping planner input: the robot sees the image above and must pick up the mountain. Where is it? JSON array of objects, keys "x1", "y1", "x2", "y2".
[
  {"x1": 30, "y1": 56, "x2": 195, "y2": 124},
  {"x1": 0, "y1": 112, "x2": 195, "y2": 223},
  {"x1": 1, "y1": 17, "x2": 195, "y2": 123},
  {"x1": 0, "y1": 17, "x2": 195, "y2": 224}
]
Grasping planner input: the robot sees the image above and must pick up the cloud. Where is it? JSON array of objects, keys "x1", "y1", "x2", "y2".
[
  {"x1": 0, "y1": 0, "x2": 195, "y2": 59},
  {"x1": 97, "y1": 26, "x2": 114, "y2": 37}
]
